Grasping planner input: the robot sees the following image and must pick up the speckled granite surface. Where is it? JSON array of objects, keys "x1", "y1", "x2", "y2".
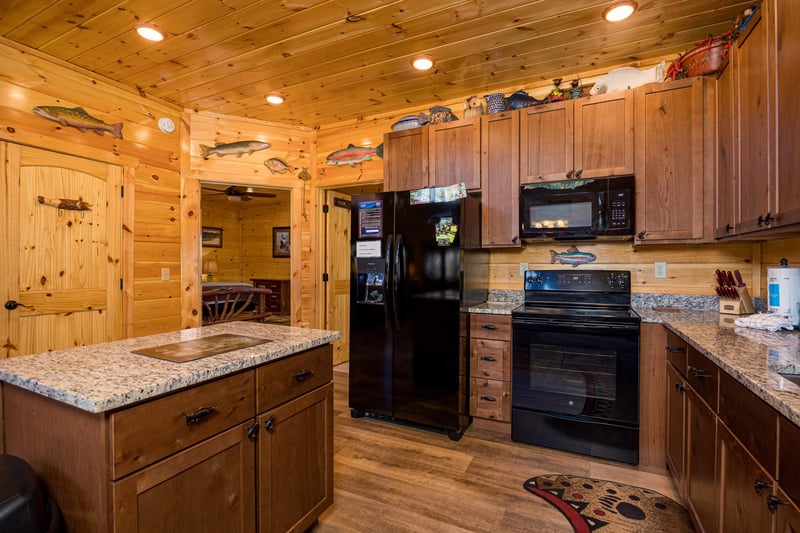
[
  {"x1": 0, "y1": 322, "x2": 340, "y2": 414},
  {"x1": 467, "y1": 301, "x2": 520, "y2": 315}
]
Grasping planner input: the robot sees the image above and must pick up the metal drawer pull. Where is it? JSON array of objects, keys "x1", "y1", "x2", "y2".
[
  {"x1": 688, "y1": 367, "x2": 711, "y2": 378},
  {"x1": 674, "y1": 383, "x2": 687, "y2": 392},
  {"x1": 666, "y1": 345, "x2": 685, "y2": 353},
  {"x1": 767, "y1": 495, "x2": 789, "y2": 512},
  {"x1": 183, "y1": 406, "x2": 217, "y2": 425},
  {"x1": 294, "y1": 369, "x2": 314, "y2": 381},
  {"x1": 264, "y1": 414, "x2": 276, "y2": 431},
  {"x1": 480, "y1": 396, "x2": 496, "y2": 402},
  {"x1": 247, "y1": 421, "x2": 259, "y2": 441},
  {"x1": 480, "y1": 356, "x2": 497, "y2": 362},
  {"x1": 754, "y1": 479, "x2": 773, "y2": 495},
  {"x1": 481, "y1": 324, "x2": 497, "y2": 330}
]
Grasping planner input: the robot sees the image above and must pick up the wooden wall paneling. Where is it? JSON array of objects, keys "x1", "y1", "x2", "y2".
[{"x1": 122, "y1": 166, "x2": 136, "y2": 338}]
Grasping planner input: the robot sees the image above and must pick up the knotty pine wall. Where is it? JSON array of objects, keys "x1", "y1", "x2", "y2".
[
  {"x1": 184, "y1": 111, "x2": 313, "y2": 327},
  {"x1": 0, "y1": 39, "x2": 183, "y2": 338},
  {"x1": 201, "y1": 193, "x2": 291, "y2": 282}
]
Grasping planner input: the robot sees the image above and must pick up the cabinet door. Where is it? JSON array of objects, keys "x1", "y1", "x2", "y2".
[
  {"x1": 717, "y1": 424, "x2": 774, "y2": 533},
  {"x1": 574, "y1": 90, "x2": 634, "y2": 178},
  {"x1": 480, "y1": 111, "x2": 520, "y2": 247},
  {"x1": 715, "y1": 58, "x2": 737, "y2": 238},
  {"x1": 774, "y1": 489, "x2": 800, "y2": 533},
  {"x1": 773, "y1": 0, "x2": 800, "y2": 227},
  {"x1": 113, "y1": 422, "x2": 256, "y2": 533},
  {"x1": 735, "y1": 8, "x2": 772, "y2": 233},
  {"x1": 257, "y1": 384, "x2": 333, "y2": 533},
  {"x1": 685, "y1": 388, "x2": 718, "y2": 532},
  {"x1": 383, "y1": 128, "x2": 429, "y2": 192},
  {"x1": 665, "y1": 362, "x2": 687, "y2": 493},
  {"x1": 429, "y1": 117, "x2": 480, "y2": 189},
  {"x1": 519, "y1": 101, "x2": 573, "y2": 183},
  {"x1": 634, "y1": 78, "x2": 706, "y2": 242}
]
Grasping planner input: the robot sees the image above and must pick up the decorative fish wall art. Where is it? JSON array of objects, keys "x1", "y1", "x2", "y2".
[
  {"x1": 199, "y1": 140, "x2": 271, "y2": 159},
  {"x1": 264, "y1": 157, "x2": 291, "y2": 174},
  {"x1": 549, "y1": 245, "x2": 597, "y2": 267},
  {"x1": 32, "y1": 106, "x2": 123, "y2": 139},
  {"x1": 326, "y1": 143, "x2": 383, "y2": 167}
]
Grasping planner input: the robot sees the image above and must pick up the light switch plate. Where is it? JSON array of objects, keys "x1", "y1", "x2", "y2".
[
  {"x1": 519, "y1": 262, "x2": 529, "y2": 276},
  {"x1": 161, "y1": 267, "x2": 170, "y2": 281},
  {"x1": 654, "y1": 262, "x2": 667, "y2": 279}
]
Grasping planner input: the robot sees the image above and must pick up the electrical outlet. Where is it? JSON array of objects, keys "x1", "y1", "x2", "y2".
[
  {"x1": 519, "y1": 262, "x2": 529, "y2": 276},
  {"x1": 161, "y1": 267, "x2": 170, "y2": 281},
  {"x1": 654, "y1": 262, "x2": 667, "y2": 279}
]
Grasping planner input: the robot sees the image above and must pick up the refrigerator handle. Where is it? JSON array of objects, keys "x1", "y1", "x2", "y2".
[
  {"x1": 392, "y1": 233, "x2": 404, "y2": 331},
  {"x1": 384, "y1": 234, "x2": 394, "y2": 328}
]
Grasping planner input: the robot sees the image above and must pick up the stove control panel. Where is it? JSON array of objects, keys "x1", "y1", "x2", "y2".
[{"x1": 524, "y1": 270, "x2": 631, "y2": 293}]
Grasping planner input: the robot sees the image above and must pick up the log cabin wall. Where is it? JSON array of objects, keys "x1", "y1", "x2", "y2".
[
  {"x1": 183, "y1": 111, "x2": 313, "y2": 327},
  {"x1": 0, "y1": 39, "x2": 183, "y2": 339}
]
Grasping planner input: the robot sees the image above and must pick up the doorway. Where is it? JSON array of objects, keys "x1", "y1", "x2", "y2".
[{"x1": 200, "y1": 183, "x2": 291, "y2": 322}]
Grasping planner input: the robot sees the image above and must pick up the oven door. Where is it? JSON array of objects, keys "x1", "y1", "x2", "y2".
[{"x1": 511, "y1": 315, "x2": 640, "y2": 463}]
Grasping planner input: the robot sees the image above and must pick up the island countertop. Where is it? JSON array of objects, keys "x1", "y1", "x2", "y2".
[{"x1": 0, "y1": 322, "x2": 340, "y2": 414}]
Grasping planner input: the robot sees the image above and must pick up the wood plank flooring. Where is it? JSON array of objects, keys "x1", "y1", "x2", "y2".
[{"x1": 312, "y1": 364, "x2": 682, "y2": 532}]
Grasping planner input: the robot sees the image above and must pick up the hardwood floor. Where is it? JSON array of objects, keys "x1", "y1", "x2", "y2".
[{"x1": 312, "y1": 364, "x2": 682, "y2": 532}]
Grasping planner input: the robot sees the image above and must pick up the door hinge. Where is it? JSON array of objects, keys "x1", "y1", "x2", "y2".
[
  {"x1": 120, "y1": 186, "x2": 124, "y2": 198},
  {"x1": 120, "y1": 278, "x2": 123, "y2": 290},
  {"x1": 322, "y1": 204, "x2": 329, "y2": 214},
  {"x1": 322, "y1": 273, "x2": 329, "y2": 282}
]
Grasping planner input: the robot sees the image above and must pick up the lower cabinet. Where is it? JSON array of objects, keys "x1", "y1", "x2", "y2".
[
  {"x1": 685, "y1": 387, "x2": 718, "y2": 532},
  {"x1": 665, "y1": 362, "x2": 687, "y2": 490},
  {"x1": 469, "y1": 313, "x2": 512, "y2": 433}
]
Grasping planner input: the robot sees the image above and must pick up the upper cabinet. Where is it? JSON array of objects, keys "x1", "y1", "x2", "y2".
[
  {"x1": 384, "y1": 117, "x2": 480, "y2": 192},
  {"x1": 717, "y1": 1, "x2": 800, "y2": 237},
  {"x1": 635, "y1": 77, "x2": 714, "y2": 243},
  {"x1": 520, "y1": 92, "x2": 634, "y2": 183},
  {"x1": 481, "y1": 111, "x2": 520, "y2": 248}
]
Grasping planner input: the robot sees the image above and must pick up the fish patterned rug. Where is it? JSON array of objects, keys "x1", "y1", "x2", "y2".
[{"x1": 524, "y1": 474, "x2": 694, "y2": 532}]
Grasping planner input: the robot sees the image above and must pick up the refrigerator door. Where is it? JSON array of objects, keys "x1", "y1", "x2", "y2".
[
  {"x1": 349, "y1": 193, "x2": 395, "y2": 417},
  {"x1": 392, "y1": 193, "x2": 463, "y2": 430}
]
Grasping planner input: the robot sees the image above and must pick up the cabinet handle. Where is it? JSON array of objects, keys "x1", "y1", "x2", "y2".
[
  {"x1": 566, "y1": 170, "x2": 574, "y2": 179},
  {"x1": 688, "y1": 366, "x2": 711, "y2": 379},
  {"x1": 725, "y1": 223, "x2": 733, "y2": 233},
  {"x1": 480, "y1": 356, "x2": 497, "y2": 362},
  {"x1": 183, "y1": 406, "x2": 217, "y2": 425},
  {"x1": 480, "y1": 396, "x2": 496, "y2": 402},
  {"x1": 767, "y1": 495, "x2": 790, "y2": 512},
  {"x1": 666, "y1": 345, "x2": 685, "y2": 353},
  {"x1": 674, "y1": 383, "x2": 688, "y2": 392},
  {"x1": 512, "y1": 235, "x2": 519, "y2": 244},
  {"x1": 753, "y1": 479, "x2": 773, "y2": 495},
  {"x1": 758, "y1": 214, "x2": 766, "y2": 227},
  {"x1": 637, "y1": 231, "x2": 646, "y2": 240},
  {"x1": 764, "y1": 212, "x2": 773, "y2": 225},
  {"x1": 247, "y1": 421, "x2": 259, "y2": 441},
  {"x1": 481, "y1": 324, "x2": 497, "y2": 330},
  {"x1": 264, "y1": 414, "x2": 276, "y2": 432},
  {"x1": 575, "y1": 169, "x2": 583, "y2": 178},
  {"x1": 294, "y1": 369, "x2": 314, "y2": 382}
]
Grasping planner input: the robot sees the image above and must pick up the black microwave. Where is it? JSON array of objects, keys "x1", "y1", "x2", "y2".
[{"x1": 519, "y1": 175, "x2": 635, "y2": 241}]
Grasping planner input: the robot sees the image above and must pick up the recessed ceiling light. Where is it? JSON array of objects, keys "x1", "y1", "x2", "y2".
[
  {"x1": 411, "y1": 54, "x2": 434, "y2": 71},
  {"x1": 265, "y1": 93, "x2": 285, "y2": 105},
  {"x1": 603, "y1": 1, "x2": 638, "y2": 22},
  {"x1": 135, "y1": 23, "x2": 164, "y2": 42}
]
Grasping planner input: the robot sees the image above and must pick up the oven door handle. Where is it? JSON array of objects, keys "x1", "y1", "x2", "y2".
[{"x1": 513, "y1": 318, "x2": 638, "y2": 332}]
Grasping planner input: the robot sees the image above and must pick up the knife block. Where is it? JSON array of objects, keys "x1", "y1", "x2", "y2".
[{"x1": 719, "y1": 286, "x2": 756, "y2": 315}]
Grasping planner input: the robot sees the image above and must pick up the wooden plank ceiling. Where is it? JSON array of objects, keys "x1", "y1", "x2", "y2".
[{"x1": 0, "y1": 0, "x2": 752, "y2": 128}]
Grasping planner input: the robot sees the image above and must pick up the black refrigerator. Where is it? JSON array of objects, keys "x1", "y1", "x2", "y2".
[{"x1": 349, "y1": 190, "x2": 487, "y2": 440}]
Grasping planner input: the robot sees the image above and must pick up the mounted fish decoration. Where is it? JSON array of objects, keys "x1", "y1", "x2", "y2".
[
  {"x1": 504, "y1": 90, "x2": 548, "y2": 110},
  {"x1": 418, "y1": 105, "x2": 458, "y2": 125},
  {"x1": 326, "y1": 143, "x2": 384, "y2": 167},
  {"x1": 391, "y1": 114, "x2": 422, "y2": 131},
  {"x1": 199, "y1": 140, "x2": 271, "y2": 159},
  {"x1": 32, "y1": 106, "x2": 123, "y2": 139},
  {"x1": 264, "y1": 157, "x2": 291, "y2": 174},
  {"x1": 549, "y1": 245, "x2": 597, "y2": 268},
  {"x1": 37, "y1": 196, "x2": 91, "y2": 211}
]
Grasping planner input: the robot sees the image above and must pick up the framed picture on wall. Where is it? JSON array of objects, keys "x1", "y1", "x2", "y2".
[
  {"x1": 273, "y1": 226, "x2": 290, "y2": 257},
  {"x1": 202, "y1": 227, "x2": 223, "y2": 248}
]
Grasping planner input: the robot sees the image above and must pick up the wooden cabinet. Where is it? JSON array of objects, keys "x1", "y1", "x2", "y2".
[
  {"x1": 715, "y1": 56, "x2": 736, "y2": 238},
  {"x1": 685, "y1": 385, "x2": 718, "y2": 532},
  {"x1": 665, "y1": 362, "x2": 687, "y2": 491},
  {"x1": 519, "y1": 92, "x2": 634, "y2": 183},
  {"x1": 774, "y1": 489, "x2": 800, "y2": 533},
  {"x1": 469, "y1": 313, "x2": 512, "y2": 432},
  {"x1": 634, "y1": 77, "x2": 714, "y2": 243},
  {"x1": 251, "y1": 278, "x2": 290, "y2": 315},
  {"x1": 4, "y1": 344, "x2": 334, "y2": 533},
  {"x1": 383, "y1": 118, "x2": 480, "y2": 192},
  {"x1": 480, "y1": 111, "x2": 520, "y2": 247}
]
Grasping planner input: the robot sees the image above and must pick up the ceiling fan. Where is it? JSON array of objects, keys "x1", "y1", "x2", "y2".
[{"x1": 202, "y1": 185, "x2": 276, "y2": 202}]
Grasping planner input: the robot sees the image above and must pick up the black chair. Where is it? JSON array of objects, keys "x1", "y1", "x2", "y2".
[{"x1": 0, "y1": 454, "x2": 61, "y2": 533}]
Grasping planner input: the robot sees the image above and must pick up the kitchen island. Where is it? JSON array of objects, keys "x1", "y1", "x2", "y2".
[{"x1": 0, "y1": 321, "x2": 340, "y2": 533}]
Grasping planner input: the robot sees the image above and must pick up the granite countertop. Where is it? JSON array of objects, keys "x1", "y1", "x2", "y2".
[
  {"x1": 0, "y1": 322, "x2": 340, "y2": 414},
  {"x1": 467, "y1": 301, "x2": 519, "y2": 315}
]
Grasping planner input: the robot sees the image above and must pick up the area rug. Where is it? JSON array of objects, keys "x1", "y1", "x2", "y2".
[{"x1": 524, "y1": 474, "x2": 694, "y2": 532}]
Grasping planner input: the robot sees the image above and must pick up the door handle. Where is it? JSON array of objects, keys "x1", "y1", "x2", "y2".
[{"x1": 4, "y1": 300, "x2": 31, "y2": 311}]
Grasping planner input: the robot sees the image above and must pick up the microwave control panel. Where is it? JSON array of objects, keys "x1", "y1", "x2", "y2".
[{"x1": 608, "y1": 190, "x2": 631, "y2": 228}]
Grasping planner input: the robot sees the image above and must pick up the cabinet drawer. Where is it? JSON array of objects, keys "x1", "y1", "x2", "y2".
[
  {"x1": 111, "y1": 371, "x2": 255, "y2": 479},
  {"x1": 687, "y1": 347, "x2": 718, "y2": 411},
  {"x1": 718, "y1": 371, "x2": 777, "y2": 477},
  {"x1": 470, "y1": 314, "x2": 511, "y2": 341},
  {"x1": 256, "y1": 344, "x2": 333, "y2": 413},
  {"x1": 665, "y1": 329, "x2": 688, "y2": 373},
  {"x1": 470, "y1": 378, "x2": 511, "y2": 422},
  {"x1": 780, "y1": 416, "x2": 800, "y2": 504},
  {"x1": 470, "y1": 338, "x2": 510, "y2": 380}
]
